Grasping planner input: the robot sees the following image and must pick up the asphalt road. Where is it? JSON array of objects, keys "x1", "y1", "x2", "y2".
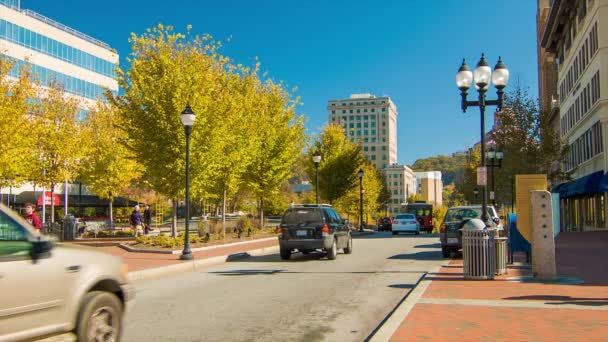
[{"x1": 122, "y1": 232, "x2": 446, "y2": 342}]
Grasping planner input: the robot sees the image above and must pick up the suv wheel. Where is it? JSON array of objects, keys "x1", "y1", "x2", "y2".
[
  {"x1": 326, "y1": 238, "x2": 337, "y2": 260},
  {"x1": 343, "y1": 234, "x2": 353, "y2": 254},
  {"x1": 76, "y1": 291, "x2": 123, "y2": 342},
  {"x1": 280, "y1": 247, "x2": 291, "y2": 260}
]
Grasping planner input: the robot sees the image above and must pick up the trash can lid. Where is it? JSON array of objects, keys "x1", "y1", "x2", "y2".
[{"x1": 462, "y1": 218, "x2": 486, "y2": 230}]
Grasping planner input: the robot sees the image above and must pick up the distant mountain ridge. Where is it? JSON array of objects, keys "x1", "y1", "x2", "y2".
[{"x1": 410, "y1": 153, "x2": 467, "y2": 185}]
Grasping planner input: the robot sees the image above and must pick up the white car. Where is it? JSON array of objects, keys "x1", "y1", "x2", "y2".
[{"x1": 391, "y1": 214, "x2": 421, "y2": 235}]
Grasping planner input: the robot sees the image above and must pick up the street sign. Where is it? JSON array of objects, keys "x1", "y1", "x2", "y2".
[{"x1": 477, "y1": 167, "x2": 487, "y2": 186}]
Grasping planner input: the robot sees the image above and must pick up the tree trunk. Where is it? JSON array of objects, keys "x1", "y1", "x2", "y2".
[
  {"x1": 172, "y1": 198, "x2": 178, "y2": 238},
  {"x1": 222, "y1": 188, "x2": 227, "y2": 238},
  {"x1": 259, "y1": 197, "x2": 264, "y2": 230},
  {"x1": 50, "y1": 183, "x2": 55, "y2": 223}
]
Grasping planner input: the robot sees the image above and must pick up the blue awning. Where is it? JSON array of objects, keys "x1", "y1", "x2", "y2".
[{"x1": 558, "y1": 171, "x2": 604, "y2": 198}]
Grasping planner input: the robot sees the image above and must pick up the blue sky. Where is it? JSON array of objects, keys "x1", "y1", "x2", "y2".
[{"x1": 24, "y1": 0, "x2": 539, "y2": 165}]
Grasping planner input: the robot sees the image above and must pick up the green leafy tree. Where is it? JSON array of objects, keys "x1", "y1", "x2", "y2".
[
  {"x1": 109, "y1": 24, "x2": 229, "y2": 236},
  {"x1": 32, "y1": 81, "x2": 87, "y2": 222},
  {"x1": 244, "y1": 80, "x2": 305, "y2": 225},
  {"x1": 490, "y1": 83, "x2": 566, "y2": 206},
  {"x1": 334, "y1": 162, "x2": 386, "y2": 226},
  {"x1": 79, "y1": 103, "x2": 142, "y2": 230},
  {"x1": 0, "y1": 56, "x2": 37, "y2": 187},
  {"x1": 307, "y1": 125, "x2": 363, "y2": 204}
]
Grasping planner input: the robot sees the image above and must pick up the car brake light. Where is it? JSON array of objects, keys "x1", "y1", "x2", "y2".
[
  {"x1": 440, "y1": 223, "x2": 446, "y2": 233},
  {"x1": 322, "y1": 224, "x2": 330, "y2": 234}
]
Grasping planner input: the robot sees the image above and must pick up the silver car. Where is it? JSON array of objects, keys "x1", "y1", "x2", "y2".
[{"x1": 0, "y1": 204, "x2": 134, "y2": 342}]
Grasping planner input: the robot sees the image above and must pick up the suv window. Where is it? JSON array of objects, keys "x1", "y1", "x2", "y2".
[
  {"x1": 324, "y1": 208, "x2": 340, "y2": 224},
  {"x1": 0, "y1": 209, "x2": 31, "y2": 258},
  {"x1": 444, "y1": 208, "x2": 495, "y2": 222},
  {"x1": 282, "y1": 209, "x2": 324, "y2": 225}
]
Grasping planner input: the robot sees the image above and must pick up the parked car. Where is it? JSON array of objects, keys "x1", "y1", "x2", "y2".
[
  {"x1": 377, "y1": 217, "x2": 393, "y2": 232},
  {"x1": 0, "y1": 203, "x2": 134, "y2": 342},
  {"x1": 439, "y1": 205, "x2": 503, "y2": 257},
  {"x1": 391, "y1": 214, "x2": 421, "y2": 235},
  {"x1": 278, "y1": 204, "x2": 352, "y2": 260}
]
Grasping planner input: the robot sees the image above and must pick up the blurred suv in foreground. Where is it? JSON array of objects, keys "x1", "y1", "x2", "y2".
[
  {"x1": 0, "y1": 204, "x2": 133, "y2": 342},
  {"x1": 278, "y1": 204, "x2": 352, "y2": 260},
  {"x1": 439, "y1": 205, "x2": 503, "y2": 258}
]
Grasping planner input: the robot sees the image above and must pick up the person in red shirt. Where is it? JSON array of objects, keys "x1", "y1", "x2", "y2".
[{"x1": 23, "y1": 202, "x2": 43, "y2": 231}]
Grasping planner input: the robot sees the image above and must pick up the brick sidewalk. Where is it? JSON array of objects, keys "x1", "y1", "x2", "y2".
[
  {"x1": 391, "y1": 232, "x2": 608, "y2": 341},
  {"x1": 92, "y1": 238, "x2": 279, "y2": 272}
]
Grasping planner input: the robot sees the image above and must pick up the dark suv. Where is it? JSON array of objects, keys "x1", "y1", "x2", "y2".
[
  {"x1": 439, "y1": 205, "x2": 503, "y2": 257},
  {"x1": 278, "y1": 204, "x2": 352, "y2": 260}
]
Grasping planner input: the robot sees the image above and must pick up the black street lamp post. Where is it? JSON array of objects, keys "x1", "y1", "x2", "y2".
[
  {"x1": 358, "y1": 169, "x2": 364, "y2": 232},
  {"x1": 456, "y1": 54, "x2": 509, "y2": 224},
  {"x1": 486, "y1": 147, "x2": 504, "y2": 207},
  {"x1": 180, "y1": 103, "x2": 196, "y2": 261},
  {"x1": 313, "y1": 152, "x2": 322, "y2": 204}
]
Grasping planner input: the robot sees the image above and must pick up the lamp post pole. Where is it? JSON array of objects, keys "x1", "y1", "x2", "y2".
[
  {"x1": 486, "y1": 148, "x2": 503, "y2": 207},
  {"x1": 180, "y1": 104, "x2": 196, "y2": 261},
  {"x1": 358, "y1": 169, "x2": 364, "y2": 232},
  {"x1": 313, "y1": 152, "x2": 321, "y2": 204},
  {"x1": 456, "y1": 54, "x2": 509, "y2": 225}
]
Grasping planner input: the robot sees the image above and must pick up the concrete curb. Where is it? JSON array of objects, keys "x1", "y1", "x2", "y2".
[
  {"x1": 118, "y1": 237, "x2": 278, "y2": 254},
  {"x1": 128, "y1": 245, "x2": 280, "y2": 282},
  {"x1": 368, "y1": 263, "x2": 445, "y2": 342}
]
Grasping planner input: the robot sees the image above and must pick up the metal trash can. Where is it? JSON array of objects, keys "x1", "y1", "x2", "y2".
[
  {"x1": 461, "y1": 218, "x2": 496, "y2": 280},
  {"x1": 495, "y1": 237, "x2": 508, "y2": 275},
  {"x1": 62, "y1": 214, "x2": 77, "y2": 241}
]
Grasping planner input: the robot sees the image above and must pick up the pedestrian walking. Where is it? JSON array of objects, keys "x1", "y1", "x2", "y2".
[
  {"x1": 23, "y1": 202, "x2": 42, "y2": 232},
  {"x1": 143, "y1": 204, "x2": 152, "y2": 235},
  {"x1": 130, "y1": 205, "x2": 144, "y2": 237}
]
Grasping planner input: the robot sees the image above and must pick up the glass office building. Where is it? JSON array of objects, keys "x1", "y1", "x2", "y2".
[{"x1": 0, "y1": 0, "x2": 118, "y2": 113}]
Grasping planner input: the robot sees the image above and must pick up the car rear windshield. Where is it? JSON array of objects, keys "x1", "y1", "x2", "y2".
[
  {"x1": 444, "y1": 208, "x2": 494, "y2": 222},
  {"x1": 281, "y1": 209, "x2": 324, "y2": 225},
  {"x1": 395, "y1": 214, "x2": 415, "y2": 220}
]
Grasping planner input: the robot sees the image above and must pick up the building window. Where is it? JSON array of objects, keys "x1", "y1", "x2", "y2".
[
  {"x1": 371, "y1": 155, "x2": 376, "y2": 160},
  {"x1": 382, "y1": 154, "x2": 387, "y2": 160},
  {"x1": 371, "y1": 108, "x2": 375, "y2": 112},
  {"x1": 371, "y1": 146, "x2": 376, "y2": 151},
  {"x1": 382, "y1": 108, "x2": 386, "y2": 112},
  {"x1": 364, "y1": 146, "x2": 368, "y2": 151},
  {"x1": 382, "y1": 129, "x2": 387, "y2": 136},
  {"x1": 357, "y1": 109, "x2": 360, "y2": 113},
  {"x1": 356, "y1": 123, "x2": 362, "y2": 128},
  {"x1": 342, "y1": 110, "x2": 346, "y2": 114},
  {"x1": 331, "y1": 110, "x2": 335, "y2": 114},
  {"x1": 364, "y1": 109, "x2": 367, "y2": 113},
  {"x1": 349, "y1": 110, "x2": 353, "y2": 113}
]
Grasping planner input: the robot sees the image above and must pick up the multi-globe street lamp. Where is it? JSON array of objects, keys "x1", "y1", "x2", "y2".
[
  {"x1": 358, "y1": 169, "x2": 364, "y2": 232},
  {"x1": 312, "y1": 152, "x2": 322, "y2": 204},
  {"x1": 456, "y1": 54, "x2": 509, "y2": 224},
  {"x1": 486, "y1": 147, "x2": 504, "y2": 206},
  {"x1": 180, "y1": 103, "x2": 196, "y2": 261}
]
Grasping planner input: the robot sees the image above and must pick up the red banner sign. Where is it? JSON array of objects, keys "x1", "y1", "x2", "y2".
[{"x1": 37, "y1": 192, "x2": 61, "y2": 206}]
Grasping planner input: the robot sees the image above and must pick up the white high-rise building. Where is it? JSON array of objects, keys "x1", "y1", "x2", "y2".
[
  {"x1": 0, "y1": 0, "x2": 118, "y2": 212},
  {"x1": 328, "y1": 94, "x2": 398, "y2": 170}
]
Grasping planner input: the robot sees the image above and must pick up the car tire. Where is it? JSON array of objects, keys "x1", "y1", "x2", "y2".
[
  {"x1": 392, "y1": 231, "x2": 398, "y2": 236},
  {"x1": 280, "y1": 247, "x2": 291, "y2": 260},
  {"x1": 300, "y1": 249, "x2": 311, "y2": 255},
  {"x1": 343, "y1": 234, "x2": 353, "y2": 254},
  {"x1": 326, "y1": 238, "x2": 337, "y2": 260},
  {"x1": 441, "y1": 247, "x2": 450, "y2": 258},
  {"x1": 415, "y1": 231, "x2": 420, "y2": 235},
  {"x1": 75, "y1": 291, "x2": 123, "y2": 342}
]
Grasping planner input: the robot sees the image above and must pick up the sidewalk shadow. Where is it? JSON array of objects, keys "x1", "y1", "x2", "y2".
[
  {"x1": 504, "y1": 295, "x2": 608, "y2": 307},
  {"x1": 209, "y1": 270, "x2": 427, "y2": 277},
  {"x1": 414, "y1": 243, "x2": 441, "y2": 249},
  {"x1": 388, "y1": 284, "x2": 416, "y2": 289},
  {"x1": 388, "y1": 251, "x2": 446, "y2": 261}
]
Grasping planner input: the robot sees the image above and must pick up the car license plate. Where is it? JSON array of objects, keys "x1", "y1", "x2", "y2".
[
  {"x1": 448, "y1": 238, "x2": 458, "y2": 244},
  {"x1": 296, "y1": 230, "x2": 308, "y2": 237}
]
